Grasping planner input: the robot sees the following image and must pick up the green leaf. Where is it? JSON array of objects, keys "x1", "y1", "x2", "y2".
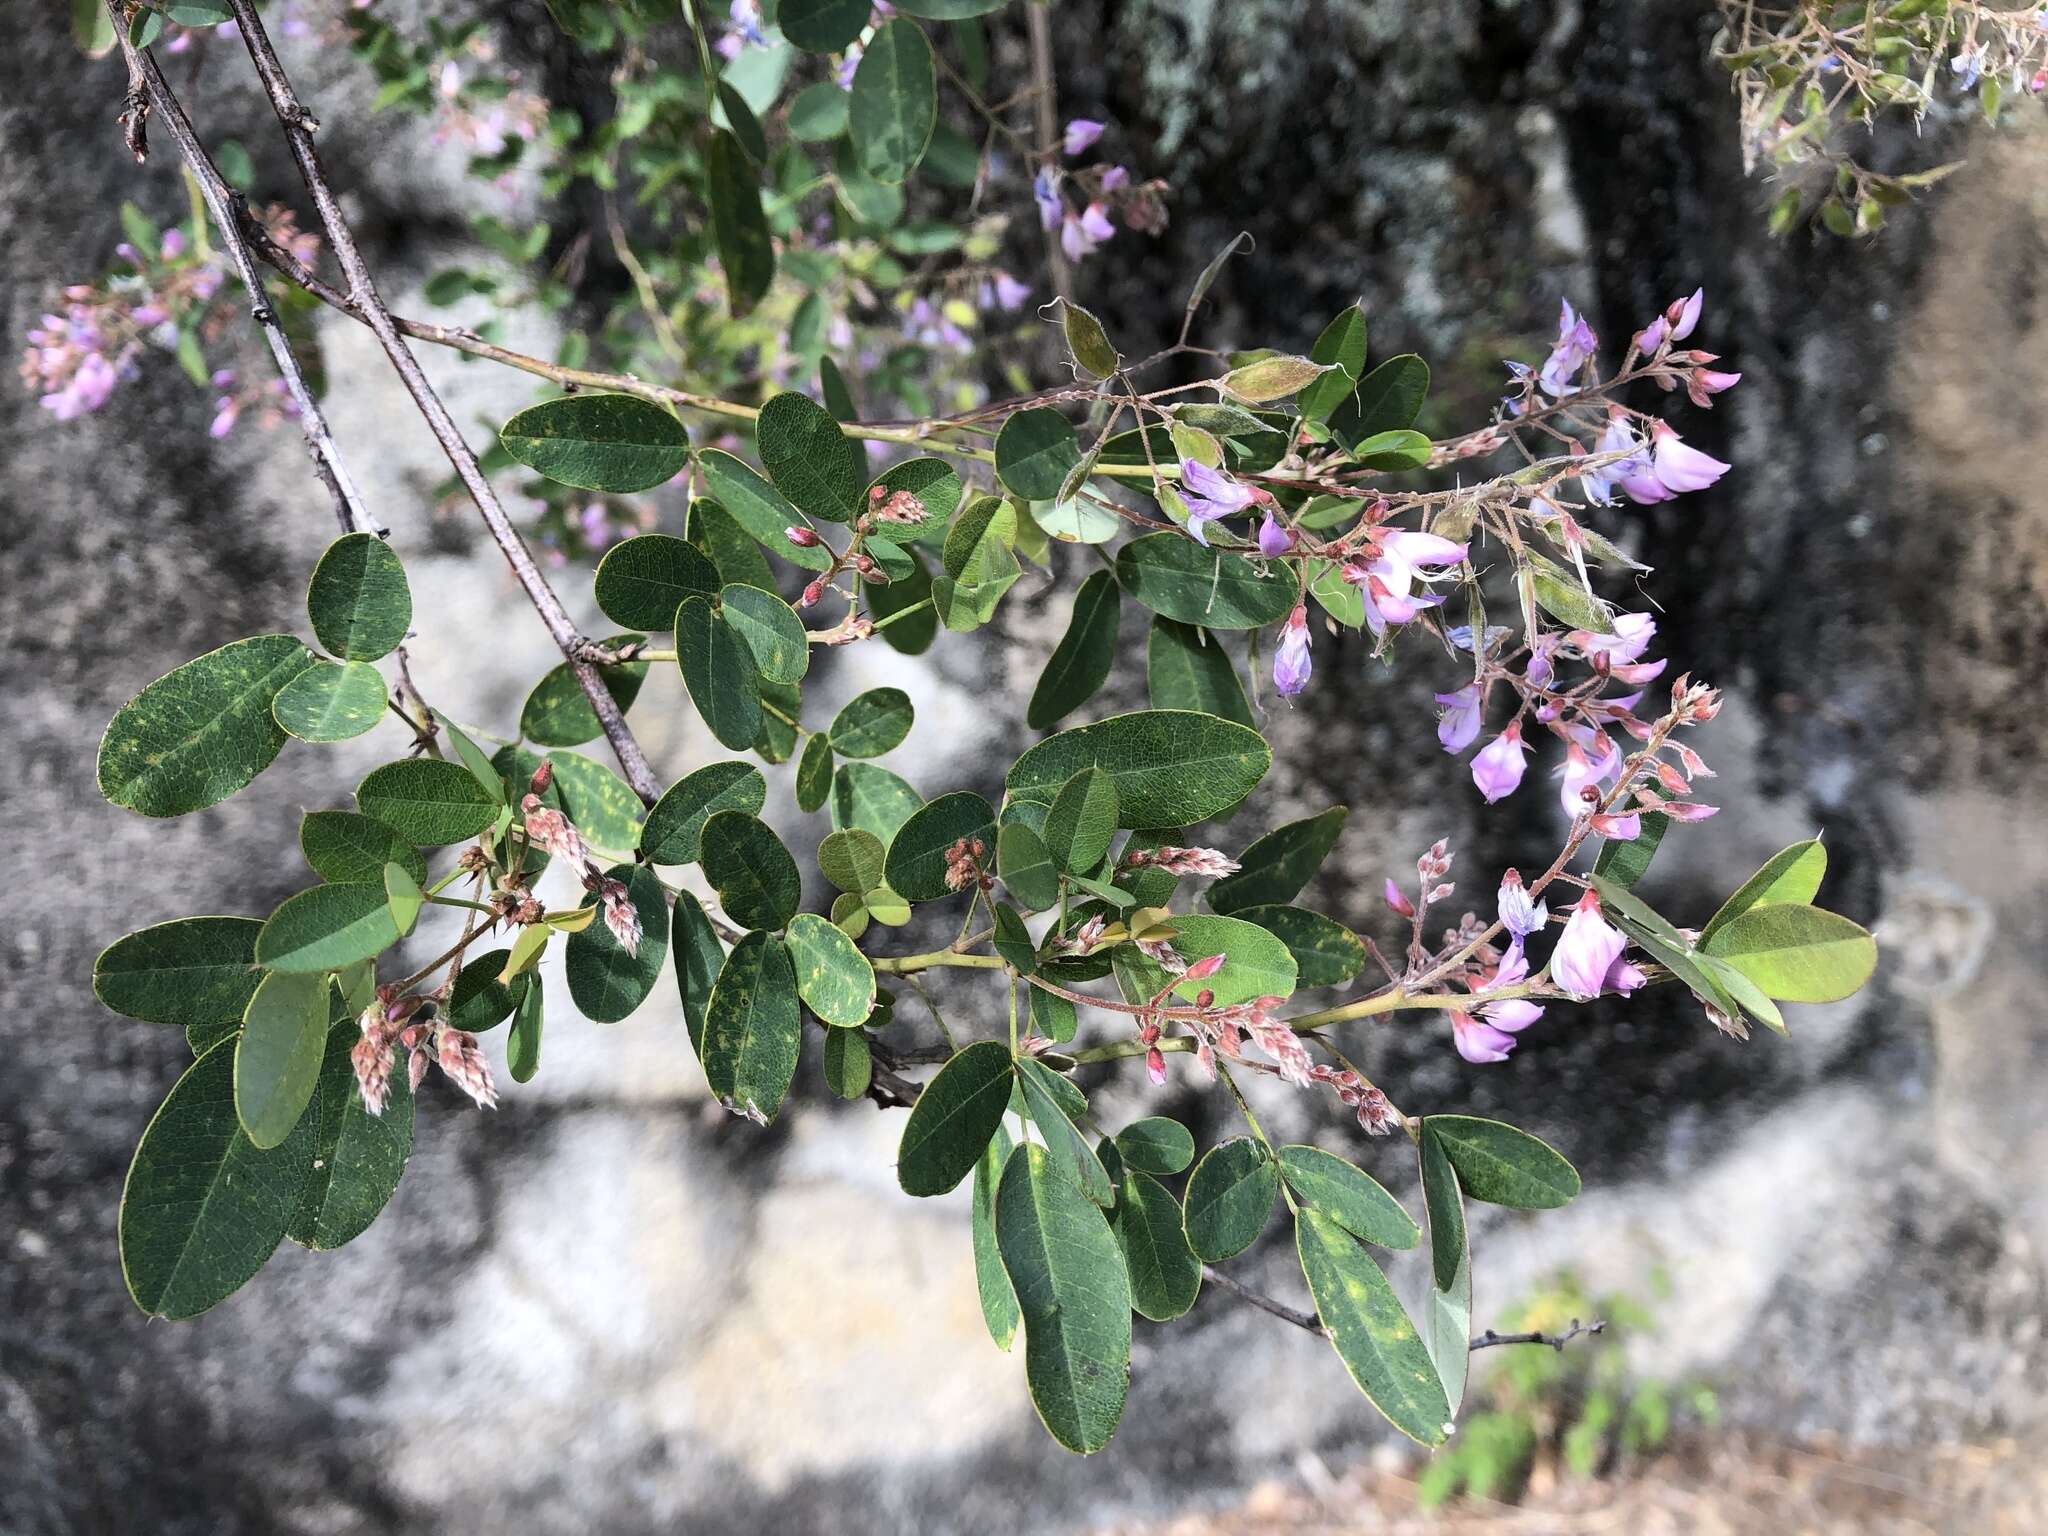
[
  {"x1": 593, "y1": 533, "x2": 720, "y2": 630},
  {"x1": 1329, "y1": 354, "x2": 1428, "y2": 450},
  {"x1": 1232, "y1": 905, "x2": 1366, "y2": 989},
  {"x1": 95, "y1": 916, "x2": 264, "y2": 1026},
  {"x1": 676, "y1": 594, "x2": 764, "y2": 751},
  {"x1": 1208, "y1": 807, "x2": 1347, "y2": 914},
  {"x1": 1028, "y1": 570, "x2": 1121, "y2": 731},
  {"x1": 1056, "y1": 297, "x2": 1120, "y2": 380},
  {"x1": 885, "y1": 791, "x2": 997, "y2": 902},
  {"x1": 995, "y1": 407, "x2": 1083, "y2": 501},
  {"x1": 673, "y1": 891, "x2": 726, "y2": 1057},
  {"x1": 1117, "y1": 534, "x2": 1295, "y2": 629},
  {"x1": 706, "y1": 128, "x2": 775, "y2": 315},
  {"x1": 1525, "y1": 556, "x2": 1612, "y2": 634},
  {"x1": 1016, "y1": 1057, "x2": 1114, "y2": 1206},
  {"x1": 383, "y1": 860, "x2": 422, "y2": 937},
  {"x1": 864, "y1": 456, "x2": 961, "y2": 533},
  {"x1": 1278, "y1": 1145, "x2": 1418, "y2": 1249},
  {"x1": 1146, "y1": 618, "x2": 1253, "y2": 725},
  {"x1": 1182, "y1": 1136, "x2": 1278, "y2": 1261},
  {"x1": 996, "y1": 1142, "x2": 1133, "y2": 1453},
  {"x1": 897, "y1": 1040, "x2": 1014, "y2": 1196},
  {"x1": 255, "y1": 883, "x2": 400, "y2": 974},
  {"x1": 1296, "y1": 1209, "x2": 1452, "y2": 1446},
  {"x1": 437, "y1": 714, "x2": 508, "y2": 807},
  {"x1": 937, "y1": 494, "x2": 1021, "y2": 630},
  {"x1": 847, "y1": 18, "x2": 935, "y2": 183},
  {"x1": 756, "y1": 390, "x2": 865, "y2": 523},
  {"x1": 795, "y1": 733, "x2": 835, "y2": 813},
  {"x1": 717, "y1": 585, "x2": 808, "y2": 686},
  {"x1": 120, "y1": 1041, "x2": 313, "y2": 1319},
  {"x1": 973, "y1": 1128, "x2": 1020, "y2": 1349},
  {"x1": 538, "y1": 749, "x2": 644, "y2": 851},
  {"x1": 701, "y1": 811, "x2": 802, "y2": 931},
  {"x1": 520, "y1": 642, "x2": 647, "y2": 748},
  {"x1": 1700, "y1": 839, "x2": 1828, "y2": 945},
  {"x1": 1220, "y1": 354, "x2": 1333, "y2": 405},
  {"x1": 1030, "y1": 984, "x2": 1078, "y2": 1044},
  {"x1": 506, "y1": 973, "x2": 543, "y2": 1083},
  {"x1": 1353, "y1": 429, "x2": 1432, "y2": 471},
  {"x1": 997, "y1": 822, "x2": 1062, "y2": 912},
  {"x1": 233, "y1": 970, "x2": 333, "y2": 1149},
  {"x1": 499, "y1": 393, "x2": 689, "y2": 493},
  {"x1": 833, "y1": 137, "x2": 907, "y2": 225},
  {"x1": 891, "y1": 0, "x2": 1007, "y2": 13},
  {"x1": 867, "y1": 548, "x2": 937, "y2": 654},
  {"x1": 697, "y1": 453, "x2": 834, "y2": 571},
  {"x1": 1113, "y1": 1169, "x2": 1203, "y2": 1321},
  {"x1": 1298, "y1": 304, "x2": 1367, "y2": 423},
  {"x1": 1592, "y1": 810, "x2": 1670, "y2": 891},
  {"x1": 1006, "y1": 709, "x2": 1271, "y2": 829},
  {"x1": 701, "y1": 931, "x2": 802, "y2": 1120},
  {"x1": 1420, "y1": 1127, "x2": 1472, "y2": 1417},
  {"x1": 1114, "y1": 913, "x2": 1297, "y2": 1009},
  {"x1": 99, "y1": 635, "x2": 318, "y2": 817},
  {"x1": 831, "y1": 761, "x2": 922, "y2": 844},
  {"x1": 356, "y1": 758, "x2": 497, "y2": 846},
  {"x1": 819, "y1": 827, "x2": 888, "y2": 894},
  {"x1": 824, "y1": 1025, "x2": 871, "y2": 1100},
  {"x1": 307, "y1": 533, "x2": 412, "y2": 661},
  {"x1": 787, "y1": 79, "x2": 850, "y2": 140},
  {"x1": 1590, "y1": 874, "x2": 1748, "y2": 1023},
  {"x1": 829, "y1": 688, "x2": 914, "y2": 758},
  {"x1": 1114, "y1": 1117, "x2": 1195, "y2": 1176},
  {"x1": 1700, "y1": 903, "x2": 1876, "y2": 1003},
  {"x1": 565, "y1": 864, "x2": 669, "y2": 1022},
  {"x1": 1426, "y1": 1116, "x2": 1580, "y2": 1209},
  {"x1": 288, "y1": 1018, "x2": 413, "y2": 1249},
  {"x1": 779, "y1": 0, "x2": 870, "y2": 51},
  {"x1": 786, "y1": 911, "x2": 876, "y2": 1027},
  {"x1": 1043, "y1": 767, "x2": 1120, "y2": 875},
  {"x1": 447, "y1": 952, "x2": 516, "y2": 1034},
  {"x1": 992, "y1": 902, "x2": 1038, "y2": 974},
  {"x1": 300, "y1": 811, "x2": 426, "y2": 887},
  {"x1": 270, "y1": 659, "x2": 387, "y2": 743},
  {"x1": 640, "y1": 761, "x2": 767, "y2": 865}
]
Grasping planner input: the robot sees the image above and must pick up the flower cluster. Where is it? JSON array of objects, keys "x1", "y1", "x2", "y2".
[
  {"x1": 1034, "y1": 118, "x2": 1168, "y2": 265},
  {"x1": 352, "y1": 987, "x2": 499, "y2": 1115}
]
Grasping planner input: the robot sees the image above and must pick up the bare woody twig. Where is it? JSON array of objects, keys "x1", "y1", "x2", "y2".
[
  {"x1": 218, "y1": 0, "x2": 663, "y2": 806},
  {"x1": 105, "y1": 4, "x2": 377, "y2": 538},
  {"x1": 1469, "y1": 1320, "x2": 1607, "y2": 1353},
  {"x1": 1025, "y1": 0, "x2": 1073, "y2": 302},
  {"x1": 1204, "y1": 1265, "x2": 1608, "y2": 1357}
]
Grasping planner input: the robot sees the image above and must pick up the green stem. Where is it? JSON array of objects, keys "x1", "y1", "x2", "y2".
[
  {"x1": 868, "y1": 596, "x2": 934, "y2": 634},
  {"x1": 871, "y1": 950, "x2": 1006, "y2": 976},
  {"x1": 427, "y1": 895, "x2": 498, "y2": 915}
]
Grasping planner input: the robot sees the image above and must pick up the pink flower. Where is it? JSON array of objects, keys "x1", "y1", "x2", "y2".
[
  {"x1": 521, "y1": 795, "x2": 591, "y2": 868},
  {"x1": 1686, "y1": 368, "x2": 1741, "y2": 408},
  {"x1": 1578, "y1": 412, "x2": 1644, "y2": 507},
  {"x1": 1435, "y1": 683, "x2": 1483, "y2": 754},
  {"x1": 1602, "y1": 956, "x2": 1649, "y2": 994},
  {"x1": 600, "y1": 878, "x2": 642, "y2": 957},
  {"x1": 1471, "y1": 723, "x2": 1530, "y2": 803},
  {"x1": 1451, "y1": 949, "x2": 1544, "y2": 1063},
  {"x1": 434, "y1": 1024, "x2": 500, "y2": 1109},
  {"x1": 1273, "y1": 605, "x2": 1313, "y2": 697},
  {"x1": 1256, "y1": 512, "x2": 1296, "y2": 558},
  {"x1": 1623, "y1": 421, "x2": 1730, "y2": 502},
  {"x1": 1063, "y1": 119, "x2": 1105, "y2": 156},
  {"x1": 1179, "y1": 457, "x2": 1256, "y2": 544},
  {"x1": 1575, "y1": 611, "x2": 1657, "y2": 665},
  {"x1": 1344, "y1": 530, "x2": 1467, "y2": 638},
  {"x1": 1100, "y1": 164, "x2": 1130, "y2": 192},
  {"x1": 1497, "y1": 868, "x2": 1549, "y2": 938},
  {"x1": 1383, "y1": 877, "x2": 1415, "y2": 918},
  {"x1": 1538, "y1": 298, "x2": 1598, "y2": 397},
  {"x1": 1551, "y1": 891, "x2": 1628, "y2": 1001}
]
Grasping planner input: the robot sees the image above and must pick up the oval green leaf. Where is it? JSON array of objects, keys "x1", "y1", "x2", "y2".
[
  {"x1": 720, "y1": 583, "x2": 810, "y2": 684},
  {"x1": 1116, "y1": 535, "x2": 1296, "y2": 629},
  {"x1": 676, "y1": 593, "x2": 764, "y2": 751},
  {"x1": 701, "y1": 810, "x2": 802, "y2": 931},
  {"x1": 1278, "y1": 1144, "x2": 1419, "y2": 1250},
  {"x1": 1113, "y1": 1169, "x2": 1203, "y2": 1322},
  {"x1": 1207, "y1": 807, "x2": 1348, "y2": 914},
  {"x1": 885, "y1": 791, "x2": 996, "y2": 903},
  {"x1": 1700, "y1": 903, "x2": 1877, "y2": 1003},
  {"x1": 288, "y1": 1018, "x2": 414, "y2": 1250},
  {"x1": 233, "y1": 969, "x2": 333, "y2": 1149},
  {"x1": 897, "y1": 1039, "x2": 1014, "y2": 1196},
  {"x1": 1296, "y1": 1209, "x2": 1452, "y2": 1446},
  {"x1": 829, "y1": 687, "x2": 915, "y2": 758},
  {"x1": 1006, "y1": 709, "x2": 1271, "y2": 829},
  {"x1": 1028, "y1": 569, "x2": 1121, "y2": 731},
  {"x1": 273, "y1": 658, "x2": 387, "y2": 742},
  {"x1": 499, "y1": 393, "x2": 689, "y2": 493},
  {"x1": 1182, "y1": 1136, "x2": 1279, "y2": 1261},
  {"x1": 1425, "y1": 1115, "x2": 1580, "y2": 1209},
  {"x1": 356, "y1": 758, "x2": 497, "y2": 846},
  {"x1": 592, "y1": 533, "x2": 720, "y2": 630},
  {"x1": 1145, "y1": 617, "x2": 1253, "y2": 725},
  {"x1": 848, "y1": 19, "x2": 936, "y2": 184},
  {"x1": 307, "y1": 533, "x2": 412, "y2": 661},
  {"x1": 95, "y1": 915, "x2": 264, "y2": 1026},
  {"x1": 641, "y1": 761, "x2": 767, "y2": 865},
  {"x1": 995, "y1": 407, "x2": 1083, "y2": 501},
  {"x1": 701, "y1": 931, "x2": 802, "y2": 1120},
  {"x1": 255, "y1": 882, "x2": 401, "y2": 974},
  {"x1": 786, "y1": 911, "x2": 876, "y2": 1028},
  {"x1": 565, "y1": 863, "x2": 670, "y2": 1023}
]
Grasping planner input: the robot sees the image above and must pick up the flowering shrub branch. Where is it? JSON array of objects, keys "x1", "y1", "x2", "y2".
[{"x1": 77, "y1": 0, "x2": 1878, "y2": 1461}]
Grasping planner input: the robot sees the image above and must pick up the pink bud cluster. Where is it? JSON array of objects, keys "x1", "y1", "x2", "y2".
[
  {"x1": 1122, "y1": 845, "x2": 1241, "y2": 878},
  {"x1": 943, "y1": 836, "x2": 991, "y2": 894},
  {"x1": 353, "y1": 987, "x2": 498, "y2": 1114}
]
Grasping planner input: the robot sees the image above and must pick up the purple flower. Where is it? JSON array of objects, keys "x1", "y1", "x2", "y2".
[
  {"x1": 1555, "y1": 733, "x2": 1620, "y2": 820},
  {"x1": 1621, "y1": 422, "x2": 1730, "y2": 503},
  {"x1": 1256, "y1": 512, "x2": 1296, "y2": 558},
  {"x1": 1452, "y1": 942, "x2": 1547, "y2": 1062},
  {"x1": 1435, "y1": 683, "x2": 1483, "y2": 754},
  {"x1": 1537, "y1": 298, "x2": 1598, "y2": 397},
  {"x1": 989, "y1": 271, "x2": 1031, "y2": 311},
  {"x1": 209, "y1": 396, "x2": 239, "y2": 439},
  {"x1": 1552, "y1": 892, "x2": 1628, "y2": 1001},
  {"x1": 1575, "y1": 611, "x2": 1656, "y2": 664},
  {"x1": 1063, "y1": 118, "x2": 1105, "y2": 156},
  {"x1": 1100, "y1": 164, "x2": 1130, "y2": 192},
  {"x1": 1273, "y1": 605, "x2": 1312, "y2": 697},
  {"x1": 1497, "y1": 868, "x2": 1549, "y2": 939},
  {"x1": 835, "y1": 45, "x2": 863, "y2": 89},
  {"x1": 1079, "y1": 202, "x2": 1115, "y2": 243},
  {"x1": 160, "y1": 228, "x2": 187, "y2": 261},
  {"x1": 1578, "y1": 412, "x2": 1644, "y2": 506},
  {"x1": 1471, "y1": 723, "x2": 1530, "y2": 803},
  {"x1": 1667, "y1": 288, "x2": 1703, "y2": 342},
  {"x1": 1178, "y1": 458, "x2": 1256, "y2": 544},
  {"x1": 1602, "y1": 955, "x2": 1649, "y2": 994},
  {"x1": 1059, "y1": 214, "x2": 1093, "y2": 262},
  {"x1": 1345, "y1": 530, "x2": 1467, "y2": 637},
  {"x1": 1033, "y1": 169, "x2": 1063, "y2": 231}
]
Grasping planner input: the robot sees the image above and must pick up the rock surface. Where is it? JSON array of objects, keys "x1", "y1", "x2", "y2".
[{"x1": 3, "y1": 3, "x2": 2045, "y2": 1533}]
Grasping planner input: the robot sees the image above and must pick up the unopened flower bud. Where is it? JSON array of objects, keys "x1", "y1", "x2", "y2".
[
  {"x1": 1184, "y1": 953, "x2": 1226, "y2": 981},
  {"x1": 1145, "y1": 1047, "x2": 1166, "y2": 1086},
  {"x1": 785, "y1": 525, "x2": 821, "y2": 548},
  {"x1": 799, "y1": 579, "x2": 825, "y2": 609},
  {"x1": 528, "y1": 759, "x2": 553, "y2": 797}
]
